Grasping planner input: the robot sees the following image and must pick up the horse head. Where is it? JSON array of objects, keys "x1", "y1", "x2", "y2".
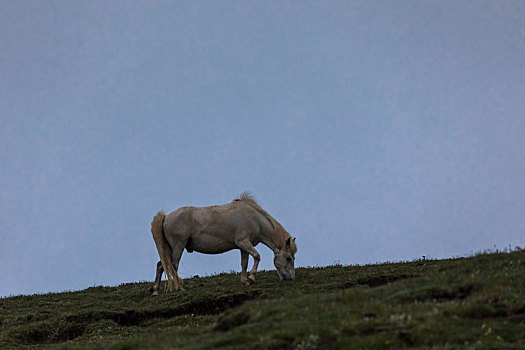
[{"x1": 273, "y1": 237, "x2": 296, "y2": 280}]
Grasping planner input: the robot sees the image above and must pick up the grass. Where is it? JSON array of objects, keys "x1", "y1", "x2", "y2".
[{"x1": 1, "y1": 249, "x2": 524, "y2": 349}]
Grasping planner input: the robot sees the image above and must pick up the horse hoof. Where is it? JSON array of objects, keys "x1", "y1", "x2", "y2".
[
  {"x1": 241, "y1": 276, "x2": 255, "y2": 286},
  {"x1": 151, "y1": 291, "x2": 159, "y2": 297}
]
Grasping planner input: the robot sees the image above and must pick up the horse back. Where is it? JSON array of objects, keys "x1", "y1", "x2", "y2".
[{"x1": 163, "y1": 202, "x2": 270, "y2": 248}]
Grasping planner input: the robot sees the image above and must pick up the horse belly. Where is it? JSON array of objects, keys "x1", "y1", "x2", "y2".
[{"x1": 188, "y1": 233, "x2": 237, "y2": 254}]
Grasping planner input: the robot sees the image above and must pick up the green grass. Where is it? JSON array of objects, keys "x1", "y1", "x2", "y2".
[{"x1": 1, "y1": 250, "x2": 524, "y2": 349}]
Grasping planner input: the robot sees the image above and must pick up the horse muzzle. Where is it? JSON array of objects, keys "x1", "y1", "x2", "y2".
[{"x1": 279, "y1": 272, "x2": 295, "y2": 281}]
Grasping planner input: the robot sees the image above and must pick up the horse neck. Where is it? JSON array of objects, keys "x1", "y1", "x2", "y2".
[
  {"x1": 260, "y1": 220, "x2": 289, "y2": 251},
  {"x1": 244, "y1": 201, "x2": 289, "y2": 250}
]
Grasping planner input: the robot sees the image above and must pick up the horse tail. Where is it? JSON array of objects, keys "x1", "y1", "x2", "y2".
[{"x1": 151, "y1": 211, "x2": 177, "y2": 292}]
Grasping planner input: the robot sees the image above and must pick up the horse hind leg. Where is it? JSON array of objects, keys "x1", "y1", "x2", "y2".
[
  {"x1": 151, "y1": 239, "x2": 186, "y2": 295},
  {"x1": 151, "y1": 260, "x2": 180, "y2": 296},
  {"x1": 151, "y1": 261, "x2": 164, "y2": 296},
  {"x1": 169, "y1": 241, "x2": 186, "y2": 291}
]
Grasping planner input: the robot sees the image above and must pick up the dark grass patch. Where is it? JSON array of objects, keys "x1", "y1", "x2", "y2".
[
  {"x1": 343, "y1": 274, "x2": 419, "y2": 289},
  {"x1": 318, "y1": 335, "x2": 338, "y2": 350},
  {"x1": 390, "y1": 283, "x2": 479, "y2": 303},
  {"x1": 396, "y1": 330, "x2": 415, "y2": 346},
  {"x1": 65, "y1": 291, "x2": 260, "y2": 327},
  {"x1": 252, "y1": 341, "x2": 293, "y2": 350},
  {"x1": 11, "y1": 321, "x2": 86, "y2": 344},
  {"x1": 10, "y1": 292, "x2": 260, "y2": 345},
  {"x1": 215, "y1": 310, "x2": 250, "y2": 331},
  {"x1": 342, "y1": 323, "x2": 414, "y2": 337},
  {"x1": 15, "y1": 311, "x2": 51, "y2": 323},
  {"x1": 456, "y1": 296, "x2": 509, "y2": 319},
  {"x1": 458, "y1": 298, "x2": 525, "y2": 322},
  {"x1": 459, "y1": 303, "x2": 508, "y2": 319},
  {"x1": 508, "y1": 305, "x2": 525, "y2": 323}
]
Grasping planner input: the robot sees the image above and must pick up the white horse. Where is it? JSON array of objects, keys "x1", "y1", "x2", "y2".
[{"x1": 150, "y1": 193, "x2": 297, "y2": 295}]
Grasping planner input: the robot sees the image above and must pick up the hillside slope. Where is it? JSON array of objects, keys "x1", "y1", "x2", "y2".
[{"x1": 1, "y1": 250, "x2": 524, "y2": 349}]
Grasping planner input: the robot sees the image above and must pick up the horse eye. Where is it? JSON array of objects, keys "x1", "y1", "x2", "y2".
[{"x1": 286, "y1": 257, "x2": 292, "y2": 262}]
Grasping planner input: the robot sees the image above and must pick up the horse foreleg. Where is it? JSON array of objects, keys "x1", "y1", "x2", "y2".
[
  {"x1": 151, "y1": 260, "x2": 163, "y2": 296},
  {"x1": 237, "y1": 240, "x2": 260, "y2": 283},
  {"x1": 240, "y1": 250, "x2": 251, "y2": 286}
]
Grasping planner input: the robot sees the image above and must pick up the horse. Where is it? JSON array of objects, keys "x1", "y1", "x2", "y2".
[{"x1": 150, "y1": 192, "x2": 298, "y2": 295}]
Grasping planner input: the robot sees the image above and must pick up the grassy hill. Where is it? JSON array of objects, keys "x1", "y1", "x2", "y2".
[{"x1": 1, "y1": 249, "x2": 524, "y2": 349}]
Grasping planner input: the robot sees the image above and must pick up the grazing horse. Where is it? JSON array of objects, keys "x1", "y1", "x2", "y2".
[{"x1": 150, "y1": 193, "x2": 297, "y2": 295}]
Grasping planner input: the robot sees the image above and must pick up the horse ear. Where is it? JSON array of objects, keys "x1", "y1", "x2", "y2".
[
  {"x1": 286, "y1": 237, "x2": 291, "y2": 246},
  {"x1": 292, "y1": 237, "x2": 296, "y2": 242}
]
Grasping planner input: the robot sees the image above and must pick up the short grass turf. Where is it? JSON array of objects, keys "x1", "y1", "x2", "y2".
[{"x1": 1, "y1": 249, "x2": 524, "y2": 349}]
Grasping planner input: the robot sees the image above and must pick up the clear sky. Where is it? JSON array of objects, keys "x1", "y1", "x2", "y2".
[{"x1": 1, "y1": 1, "x2": 524, "y2": 297}]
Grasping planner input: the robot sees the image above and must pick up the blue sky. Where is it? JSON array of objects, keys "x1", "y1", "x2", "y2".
[{"x1": 1, "y1": 1, "x2": 525, "y2": 297}]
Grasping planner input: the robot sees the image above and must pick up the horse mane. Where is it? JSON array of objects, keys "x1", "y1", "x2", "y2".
[{"x1": 234, "y1": 192, "x2": 297, "y2": 253}]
